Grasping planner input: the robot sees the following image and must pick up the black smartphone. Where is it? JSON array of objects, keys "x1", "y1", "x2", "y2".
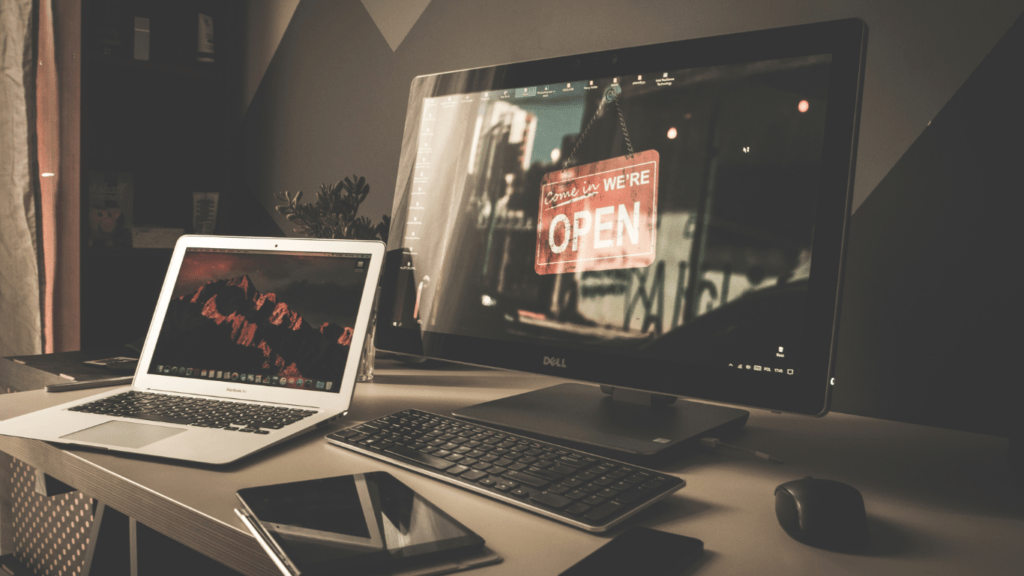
[{"x1": 560, "y1": 527, "x2": 704, "y2": 576}]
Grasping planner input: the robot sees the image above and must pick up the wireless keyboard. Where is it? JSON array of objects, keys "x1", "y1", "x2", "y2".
[{"x1": 326, "y1": 409, "x2": 685, "y2": 532}]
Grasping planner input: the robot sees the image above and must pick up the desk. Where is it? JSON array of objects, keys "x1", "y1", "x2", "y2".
[{"x1": 1, "y1": 359, "x2": 1022, "y2": 575}]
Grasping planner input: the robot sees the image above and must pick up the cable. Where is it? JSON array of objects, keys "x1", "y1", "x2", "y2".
[{"x1": 700, "y1": 437, "x2": 784, "y2": 464}]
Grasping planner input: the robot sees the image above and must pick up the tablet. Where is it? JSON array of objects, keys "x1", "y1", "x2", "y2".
[{"x1": 236, "y1": 472, "x2": 488, "y2": 576}]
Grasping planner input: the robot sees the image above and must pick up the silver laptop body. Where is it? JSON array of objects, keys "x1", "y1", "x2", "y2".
[{"x1": 0, "y1": 235, "x2": 385, "y2": 464}]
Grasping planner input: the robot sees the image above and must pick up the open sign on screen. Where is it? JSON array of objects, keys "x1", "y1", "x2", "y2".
[{"x1": 536, "y1": 150, "x2": 659, "y2": 275}]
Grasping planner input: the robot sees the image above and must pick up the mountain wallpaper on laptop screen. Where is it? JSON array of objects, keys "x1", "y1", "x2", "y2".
[{"x1": 150, "y1": 275, "x2": 354, "y2": 383}]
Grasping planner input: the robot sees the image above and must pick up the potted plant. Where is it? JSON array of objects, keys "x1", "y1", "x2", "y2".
[
  {"x1": 275, "y1": 176, "x2": 389, "y2": 381},
  {"x1": 274, "y1": 175, "x2": 389, "y2": 242}
]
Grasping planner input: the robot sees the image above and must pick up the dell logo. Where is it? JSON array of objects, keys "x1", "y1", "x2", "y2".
[{"x1": 543, "y1": 356, "x2": 567, "y2": 368}]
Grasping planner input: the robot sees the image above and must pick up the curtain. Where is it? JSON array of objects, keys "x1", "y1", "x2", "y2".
[{"x1": 0, "y1": 0, "x2": 42, "y2": 357}]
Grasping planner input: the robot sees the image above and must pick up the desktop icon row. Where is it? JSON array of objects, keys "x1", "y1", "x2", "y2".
[
  {"x1": 154, "y1": 365, "x2": 333, "y2": 390},
  {"x1": 727, "y1": 363, "x2": 795, "y2": 375}
]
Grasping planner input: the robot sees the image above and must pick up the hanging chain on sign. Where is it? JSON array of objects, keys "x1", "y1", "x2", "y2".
[{"x1": 563, "y1": 87, "x2": 635, "y2": 169}]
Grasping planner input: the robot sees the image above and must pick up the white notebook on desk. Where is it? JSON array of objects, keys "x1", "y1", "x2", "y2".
[{"x1": 0, "y1": 235, "x2": 384, "y2": 464}]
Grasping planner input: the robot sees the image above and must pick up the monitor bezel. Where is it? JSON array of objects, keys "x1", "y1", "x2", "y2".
[{"x1": 376, "y1": 19, "x2": 867, "y2": 417}]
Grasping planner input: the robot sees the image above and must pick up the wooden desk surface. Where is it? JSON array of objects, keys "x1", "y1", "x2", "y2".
[{"x1": 1, "y1": 360, "x2": 1021, "y2": 575}]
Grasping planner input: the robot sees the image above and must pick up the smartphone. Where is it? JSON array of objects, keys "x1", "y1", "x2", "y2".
[{"x1": 560, "y1": 527, "x2": 703, "y2": 576}]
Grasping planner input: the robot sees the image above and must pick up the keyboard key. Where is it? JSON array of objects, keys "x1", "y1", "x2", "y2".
[
  {"x1": 526, "y1": 467, "x2": 564, "y2": 482},
  {"x1": 461, "y1": 469, "x2": 488, "y2": 481},
  {"x1": 624, "y1": 472, "x2": 651, "y2": 484},
  {"x1": 532, "y1": 492, "x2": 572, "y2": 509},
  {"x1": 614, "y1": 487, "x2": 653, "y2": 504},
  {"x1": 566, "y1": 502, "x2": 592, "y2": 515},
  {"x1": 447, "y1": 465, "x2": 469, "y2": 475},
  {"x1": 385, "y1": 445, "x2": 454, "y2": 471},
  {"x1": 503, "y1": 470, "x2": 549, "y2": 488},
  {"x1": 549, "y1": 464, "x2": 578, "y2": 476},
  {"x1": 584, "y1": 500, "x2": 625, "y2": 522}
]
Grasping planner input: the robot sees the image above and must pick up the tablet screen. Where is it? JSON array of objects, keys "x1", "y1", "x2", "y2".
[{"x1": 237, "y1": 472, "x2": 484, "y2": 575}]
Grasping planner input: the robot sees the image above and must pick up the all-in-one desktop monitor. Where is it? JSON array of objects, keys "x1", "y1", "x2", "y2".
[{"x1": 375, "y1": 19, "x2": 867, "y2": 456}]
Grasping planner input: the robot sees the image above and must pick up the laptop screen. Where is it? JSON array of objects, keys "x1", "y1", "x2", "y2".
[{"x1": 146, "y1": 248, "x2": 373, "y2": 393}]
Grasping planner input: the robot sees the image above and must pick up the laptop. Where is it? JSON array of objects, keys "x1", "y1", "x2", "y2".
[{"x1": 0, "y1": 235, "x2": 385, "y2": 464}]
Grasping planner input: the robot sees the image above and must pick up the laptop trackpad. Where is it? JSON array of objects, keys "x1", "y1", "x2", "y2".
[{"x1": 61, "y1": 421, "x2": 187, "y2": 449}]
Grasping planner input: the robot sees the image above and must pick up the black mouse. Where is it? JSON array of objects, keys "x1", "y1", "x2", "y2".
[{"x1": 775, "y1": 477, "x2": 868, "y2": 553}]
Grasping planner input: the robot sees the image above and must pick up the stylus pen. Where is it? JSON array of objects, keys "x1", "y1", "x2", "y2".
[{"x1": 45, "y1": 376, "x2": 133, "y2": 393}]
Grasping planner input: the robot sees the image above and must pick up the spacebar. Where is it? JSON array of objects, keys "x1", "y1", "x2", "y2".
[
  {"x1": 126, "y1": 413, "x2": 193, "y2": 425},
  {"x1": 385, "y1": 445, "x2": 455, "y2": 470}
]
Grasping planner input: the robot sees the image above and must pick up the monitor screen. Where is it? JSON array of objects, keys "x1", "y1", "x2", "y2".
[
  {"x1": 377, "y1": 20, "x2": 865, "y2": 417},
  {"x1": 147, "y1": 248, "x2": 374, "y2": 393}
]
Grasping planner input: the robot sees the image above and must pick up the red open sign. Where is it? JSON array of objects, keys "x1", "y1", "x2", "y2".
[{"x1": 535, "y1": 150, "x2": 659, "y2": 275}]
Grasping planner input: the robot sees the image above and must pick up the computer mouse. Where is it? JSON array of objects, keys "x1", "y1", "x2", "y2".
[{"x1": 775, "y1": 477, "x2": 868, "y2": 553}]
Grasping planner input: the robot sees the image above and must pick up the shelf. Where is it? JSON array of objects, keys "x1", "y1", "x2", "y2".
[
  {"x1": 85, "y1": 247, "x2": 175, "y2": 259},
  {"x1": 85, "y1": 53, "x2": 223, "y2": 80},
  {"x1": 78, "y1": 0, "x2": 238, "y2": 348}
]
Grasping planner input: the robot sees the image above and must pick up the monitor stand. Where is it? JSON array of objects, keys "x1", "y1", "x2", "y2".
[{"x1": 453, "y1": 382, "x2": 749, "y2": 458}]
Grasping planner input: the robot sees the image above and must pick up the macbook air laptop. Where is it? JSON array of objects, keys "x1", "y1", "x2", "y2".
[{"x1": 0, "y1": 235, "x2": 385, "y2": 464}]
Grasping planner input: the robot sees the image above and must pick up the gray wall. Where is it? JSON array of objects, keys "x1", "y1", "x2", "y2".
[
  {"x1": 240, "y1": 0, "x2": 1020, "y2": 231},
  {"x1": 239, "y1": 0, "x2": 1021, "y2": 433}
]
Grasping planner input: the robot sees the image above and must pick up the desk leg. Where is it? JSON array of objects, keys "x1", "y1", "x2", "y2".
[
  {"x1": 82, "y1": 502, "x2": 131, "y2": 576},
  {"x1": 129, "y1": 517, "x2": 244, "y2": 576},
  {"x1": 80, "y1": 501, "x2": 244, "y2": 576}
]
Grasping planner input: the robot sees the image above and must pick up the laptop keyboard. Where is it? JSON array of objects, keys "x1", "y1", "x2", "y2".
[
  {"x1": 67, "y1": 391, "x2": 317, "y2": 434},
  {"x1": 326, "y1": 409, "x2": 685, "y2": 532}
]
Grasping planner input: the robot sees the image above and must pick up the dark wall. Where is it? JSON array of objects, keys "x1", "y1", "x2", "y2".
[
  {"x1": 240, "y1": 0, "x2": 1021, "y2": 435},
  {"x1": 832, "y1": 15, "x2": 1021, "y2": 437}
]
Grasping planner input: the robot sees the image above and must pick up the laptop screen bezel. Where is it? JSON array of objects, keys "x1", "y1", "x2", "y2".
[{"x1": 132, "y1": 235, "x2": 385, "y2": 410}]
